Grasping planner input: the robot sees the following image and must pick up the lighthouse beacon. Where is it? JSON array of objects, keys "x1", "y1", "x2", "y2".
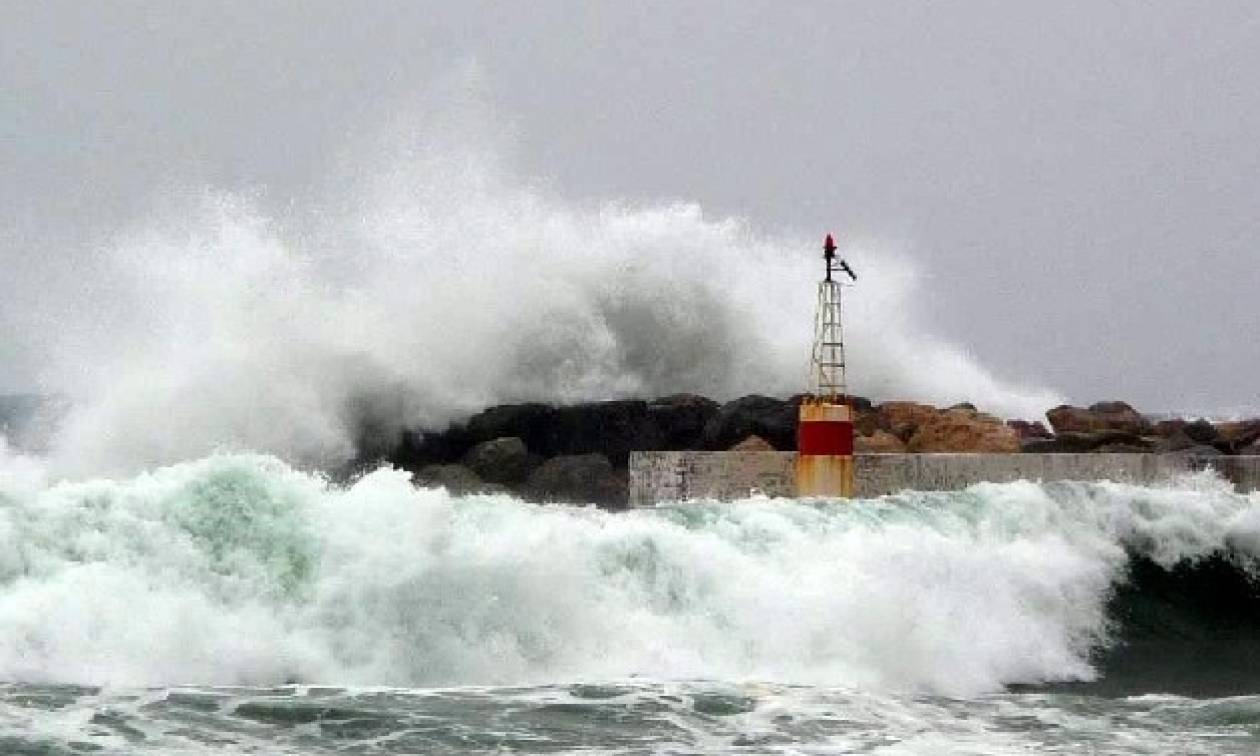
[{"x1": 796, "y1": 233, "x2": 857, "y2": 498}]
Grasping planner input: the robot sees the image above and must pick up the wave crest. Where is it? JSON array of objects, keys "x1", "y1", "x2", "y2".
[{"x1": 2, "y1": 454, "x2": 1258, "y2": 694}]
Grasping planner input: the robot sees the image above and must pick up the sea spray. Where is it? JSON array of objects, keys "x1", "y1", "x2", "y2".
[
  {"x1": 4, "y1": 454, "x2": 1260, "y2": 695},
  {"x1": 15, "y1": 107, "x2": 1062, "y2": 477}
]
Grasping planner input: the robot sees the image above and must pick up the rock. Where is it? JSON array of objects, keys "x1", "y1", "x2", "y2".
[
  {"x1": 1020, "y1": 430, "x2": 1146, "y2": 453},
  {"x1": 1046, "y1": 401, "x2": 1150, "y2": 435},
  {"x1": 1088, "y1": 401, "x2": 1152, "y2": 434},
  {"x1": 1095, "y1": 442, "x2": 1152, "y2": 454},
  {"x1": 702, "y1": 395, "x2": 797, "y2": 451},
  {"x1": 1154, "y1": 428, "x2": 1199, "y2": 451},
  {"x1": 1090, "y1": 431, "x2": 1151, "y2": 452},
  {"x1": 523, "y1": 453, "x2": 626, "y2": 508},
  {"x1": 1007, "y1": 419, "x2": 1052, "y2": 440},
  {"x1": 1020, "y1": 438, "x2": 1063, "y2": 453},
  {"x1": 466, "y1": 403, "x2": 560, "y2": 456},
  {"x1": 906, "y1": 411, "x2": 1020, "y2": 453},
  {"x1": 1169, "y1": 444, "x2": 1222, "y2": 457},
  {"x1": 413, "y1": 464, "x2": 506, "y2": 495},
  {"x1": 1183, "y1": 419, "x2": 1218, "y2": 445},
  {"x1": 853, "y1": 408, "x2": 881, "y2": 436},
  {"x1": 848, "y1": 395, "x2": 875, "y2": 413},
  {"x1": 1215, "y1": 420, "x2": 1260, "y2": 453},
  {"x1": 1044, "y1": 405, "x2": 1096, "y2": 434},
  {"x1": 461, "y1": 436, "x2": 538, "y2": 485},
  {"x1": 1153, "y1": 419, "x2": 1187, "y2": 437},
  {"x1": 877, "y1": 401, "x2": 940, "y2": 442},
  {"x1": 856, "y1": 430, "x2": 906, "y2": 453},
  {"x1": 464, "y1": 400, "x2": 670, "y2": 464},
  {"x1": 387, "y1": 424, "x2": 474, "y2": 470},
  {"x1": 551, "y1": 400, "x2": 665, "y2": 465},
  {"x1": 1154, "y1": 419, "x2": 1229, "y2": 453},
  {"x1": 729, "y1": 435, "x2": 775, "y2": 451},
  {"x1": 649, "y1": 394, "x2": 720, "y2": 449}
]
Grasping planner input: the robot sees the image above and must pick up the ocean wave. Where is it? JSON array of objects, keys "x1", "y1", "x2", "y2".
[{"x1": 1, "y1": 453, "x2": 1257, "y2": 695}]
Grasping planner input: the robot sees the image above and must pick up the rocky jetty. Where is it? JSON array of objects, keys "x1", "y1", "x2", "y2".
[{"x1": 372, "y1": 395, "x2": 1260, "y2": 508}]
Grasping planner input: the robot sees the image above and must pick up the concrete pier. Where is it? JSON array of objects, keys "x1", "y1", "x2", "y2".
[{"x1": 627, "y1": 452, "x2": 1260, "y2": 506}]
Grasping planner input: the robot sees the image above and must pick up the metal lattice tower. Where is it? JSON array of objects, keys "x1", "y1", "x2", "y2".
[
  {"x1": 808, "y1": 233, "x2": 855, "y2": 403},
  {"x1": 810, "y1": 279, "x2": 847, "y2": 401}
]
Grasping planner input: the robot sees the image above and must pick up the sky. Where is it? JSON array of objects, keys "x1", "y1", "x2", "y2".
[{"x1": 3, "y1": 1, "x2": 1259, "y2": 415}]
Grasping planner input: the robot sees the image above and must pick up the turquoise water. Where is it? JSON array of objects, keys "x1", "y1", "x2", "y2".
[{"x1": 2, "y1": 453, "x2": 1259, "y2": 753}]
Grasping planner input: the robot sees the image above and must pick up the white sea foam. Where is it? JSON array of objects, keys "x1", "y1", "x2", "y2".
[
  {"x1": 0, "y1": 453, "x2": 1255, "y2": 694},
  {"x1": 11, "y1": 99, "x2": 1061, "y2": 477}
]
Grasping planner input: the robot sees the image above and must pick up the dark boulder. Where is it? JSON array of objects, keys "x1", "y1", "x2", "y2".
[
  {"x1": 550, "y1": 400, "x2": 664, "y2": 466},
  {"x1": 847, "y1": 395, "x2": 874, "y2": 413},
  {"x1": 702, "y1": 395, "x2": 797, "y2": 451},
  {"x1": 1021, "y1": 438, "x2": 1061, "y2": 453},
  {"x1": 648, "y1": 394, "x2": 719, "y2": 450},
  {"x1": 843, "y1": 393, "x2": 876, "y2": 435},
  {"x1": 1184, "y1": 419, "x2": 1219, "y2": 445},
  {"x1": 413, "y1": 464, "x2": 506, "y2": 495},
  {"x1": 1171, "y1": 444, "x2": 1223, "y2": 457},
  {"x1": 1153, "y1": 419, "x2": 1188, "y2": 438},
  {"x1": 466, "y1": 403, "x2": 560, "y2": 456},
  {"x1": 1021, "y1": 430, "x2": 1148, "y2": 453},
  {"x1": 1150, "y1": 427, "x2": 1228, "y2": 454},
  {"x1": 383, "y1": 429, "x2": 427, "y2": 470},
  {"x1": 1095, "y1": 442, "x2": 1153, "y2": 454},
  {"x1": 523, "y1": 453, "x2": 626, "y2": 508},
  {"x1": 1151, "y1": 429, "x2": 1198, "y2": 454},
  {"x1": 462, "y1": 436, "x2": 539, "y2": 485},
  {"x1": 1007, "y1": 419, "x2": 1053, "y2": 440},
  {"x1": 387, "y1": 424, "x2": 474, "y2": 470}
]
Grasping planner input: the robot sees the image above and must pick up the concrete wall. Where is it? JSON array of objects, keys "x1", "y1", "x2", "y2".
[
  {"x1": 628, "y1": 451, "x2": 794, "y2": 506},
  {"x1": 627, "y1": 452, "x2": 1260, "y2": 506}
]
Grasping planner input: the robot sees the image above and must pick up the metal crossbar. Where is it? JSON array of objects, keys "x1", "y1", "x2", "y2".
[{"x1": 809, "y1": 279, "x2": 848, "y2": 401}]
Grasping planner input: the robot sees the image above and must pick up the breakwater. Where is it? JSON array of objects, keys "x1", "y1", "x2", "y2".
[
  {"x1": 360, "y1": 394, "x2": 1260, "y2": 507},
  {"x1": 628, "y1": 452, "x2": 1260, "y2": 506}
]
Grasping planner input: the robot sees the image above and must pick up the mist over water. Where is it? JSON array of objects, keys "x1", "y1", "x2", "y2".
[{"x1": 2, "y1": 102, "x2": 1061, "y2": 478}]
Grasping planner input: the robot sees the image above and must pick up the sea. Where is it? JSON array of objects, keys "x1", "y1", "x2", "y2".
[{"x1": 2, "y1": 453, "x2": 1259, "y2": 754}]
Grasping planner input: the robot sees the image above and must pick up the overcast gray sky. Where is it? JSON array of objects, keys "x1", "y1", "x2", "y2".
[{"x1": 3, "y1": 1, "x2": 1259, "y2": 414}]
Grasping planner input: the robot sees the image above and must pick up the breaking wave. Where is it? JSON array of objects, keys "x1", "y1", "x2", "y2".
[
  {"x1": 2, "y1": 452, "x2": 1258, "y2": 696},
  {"x1": 4, "y1": 97, "x2": 1061, "y2": 477}
]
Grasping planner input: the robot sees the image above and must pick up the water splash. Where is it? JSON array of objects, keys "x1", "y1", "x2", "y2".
[
  {"x1": 2, "y1": 453, "x2": 1257, "y2": 694},
  {"x1": 8, "y1": 99, "x2": 1060, "y2": 476}
]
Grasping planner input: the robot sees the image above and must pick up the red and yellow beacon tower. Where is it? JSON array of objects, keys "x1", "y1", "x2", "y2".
[{"x1": 796, "y1": 233, "x2": 858, "y2": 498}]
